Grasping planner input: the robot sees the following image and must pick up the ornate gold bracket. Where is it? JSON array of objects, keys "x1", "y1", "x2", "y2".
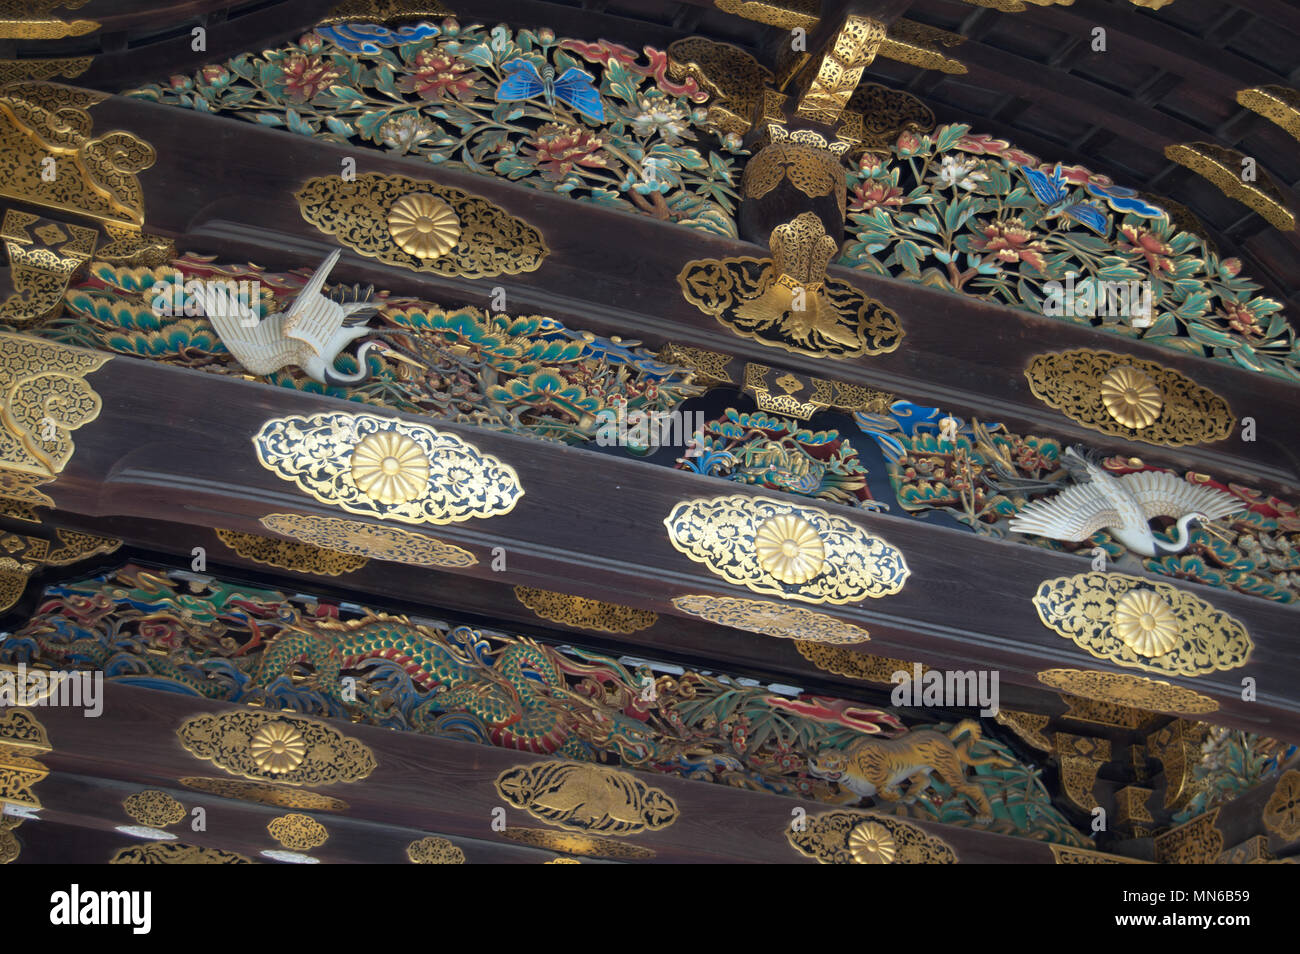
[
  {"x1": 1024, "y1": 349, "x2": 1232, "y2": 447},
  {"x1": 514, "y1": 587, "x2": 657, "y2": 635},
  {"x1": 794, "y1": 16, "x2": 887, "y2": 125},
  {"x1": 0, "y1": 527, "x2": 120, "y2": 613},
  {"x1": 1145, "y1": 718, "x2": 1209, "y2": 811},
  {"x1": 1153, "y1": 809, "x2": 1223, "y2": 864},
  {"x1": 1055, "y1": 732, "x2": 1110, "y2": 812},
  {"x1": 1037, "y1": 669, "x2": 1218, "y2": 716},
  {"x1": 0, "y1": 209, "x2": 96, "y2": 326},
  {"x1": 1165, "y1": 142, "x2": 1295, "y2": 231},
  {"x1": 1237, "y1": 86, "x2": 1300, "y2": 143},
  {"x1": 679, "y1": 211, "x2": 904, "y2": 359}
]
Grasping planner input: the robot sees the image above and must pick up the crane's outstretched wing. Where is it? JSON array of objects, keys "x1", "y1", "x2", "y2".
[
  {"x1": 199, "y1": 284, "x2": 298, "y2": 376},
  {"x1": 284, "y1": 249, "x2": 346, "y2": 357},
  {"x1": 1120, "y1": 471, "x2": 1245, "y2": 521},
  {"x1": 1009, "y1": 482, "x2": 1121, "y2": 542}
]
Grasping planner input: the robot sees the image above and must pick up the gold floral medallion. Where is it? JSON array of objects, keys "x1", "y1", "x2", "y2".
[
  {"x1": 1099, "y1": 365, "x2": 1163, "y2": 429},
  {"x1": 350, "y1": 431, "x2": 431, "y2": 505},
  {"x1": 847, "y1": 821, "x2": 896, "y2": 864},
  {"x1": 1112, "y1": 589, "x2": 1180, "y2": 657},
  {"x1": 386, "y1": 193, "x2": 460, "y2": 260},
  {"x1": 753, "y1": 513, "x2": 826, "y2": 584},
  {"x1": 249, "y1": 721, "x2": 307, "y2": 775}
]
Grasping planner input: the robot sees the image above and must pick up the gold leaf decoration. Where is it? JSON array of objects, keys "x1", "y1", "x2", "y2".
[
  {"x1": 267, "y1": 813, "x2": 328, "y2": 851},
  {"x1": 676, "y1": 595, "x2": 870, "y2": 644},
  {"x1": 1049, "y1": 845, "x2": 1149, "y2": 864},
  {"x1": 1164, "y1": 143, "x2": 1295, "y2": 231},
  {"x1": 260, "y1": 513, "x2": 477, "y2": 568},
  {"x1": 1237, "y1": 86, "x2": 1300, "y2": 143},
  {"x1": 1032, "y1": 572, "x2": 1251, "y2": 676},
  {"x1": 514, "y1": 587, "x2": 657, "y2": 634},
  {"x1": 253, "y1": 412, "x2": 523, "y2": 526},
  {"x1": 1098, "y1": 365, "x2": 1163, "y2": 430},
  {"x1": 713, "y1": 0, "x2": 818, "y2": 29},
  {"x1": 1024, "y1": 350, "x2": 1232, "y2": 447},
  {"x1": 406, "y1": 836, "x2": 466, "y2": 864},
  {"x1": 788, "y1": 810, "x2": 956, "y2": 864},
  {"x1": 753, "y1": 513, "x2": 826, "y2": 583},
  {"x1": 122, "y1": 791, "x2": 186, "y2": 829},
  {"x1": 0, "y1": 333, "x2": 110, "y2": 476},
  {"x1": 994, "y1": 709, "x2": 1053, "y2": 752},
  {"x1": 795, "y1": 641, "x2": 926, "y2": 680},
  {"x1": 386, "y1": 192, "x2": 460, "y2": 259},
  {"x1": 1153, "y1": 809, "x2": 1223, "y2": 864},
  {"x1": 215, "y1": 528, "x2": 368, "y2": 576},
  {"x1": 295, "y1": 172, "x2": 547, "y2": 277},
  {"x1": 177, "y1": 711, "x2": 376, "y2": 785},
  {"x1": 349, "y1": 430, "x2": 431, "y2": 504},
  {"x1": 1037, "y1": 669, "x2": 1218, "y2": 715},
  {"x1": 110, "y1": 843, "x2": 252, "y2": 864},
  {"x1": 179, "y1": 777, "x2": 348, "y2": 812},
  {"x1": 664, "y1": 494, "x2": 908, "y2": 604},
  {"x1": 496, "y1": 761, "x2": 678, "y2": 835},
  {"x1": 501, "y1": 827, "x2": 656, "y2": 859},
  {"x1": 1263, "y1": 771, "x2": 1300, "y2": 843}
]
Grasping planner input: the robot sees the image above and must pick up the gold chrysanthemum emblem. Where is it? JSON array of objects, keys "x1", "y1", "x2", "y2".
[
  {"x1": 1113, "y1": 589, "x2": 1180, "y2": 657},
  {"x1": 1099, "y1": 365, "x2": 1163, "y2": 429},
  {"x1": 387, "y1": 193, "x2": 460, "y2": 260},
  {"x1": 350, "y1": 431, "x2": 430, "y2": 504},
  {"x1": 754, "y1": 513, "x2": 826, "y2": 584},
  {"x1": 848, "y1": 821, "x2": 897, "y2": 864},
  {"x1": 250, "y1": 721, "x2": 308, "y2": 775}
]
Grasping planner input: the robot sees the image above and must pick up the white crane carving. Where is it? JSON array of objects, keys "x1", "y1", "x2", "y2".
[
  {"x1": 200, "y1": 249, "x2": 412, "y2": 386},
  {"x1": 1008, "y1": 447, "x2": 1244, "y2": 557}
]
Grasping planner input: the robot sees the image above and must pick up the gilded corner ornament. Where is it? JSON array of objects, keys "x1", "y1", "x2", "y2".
[
  {"x1": 253, "y1": 412, "x2": 522, "y2": 526},
  {"x1": 215, "y1": 528, "x2": 368, "y2": 576},
  {"x1": 664, "y1": 494, "x2": 908, "y2": 604},
  {"x1": 1, "y1": 210, "x2": 97, "y2": 326},
  {"x1": 788, "y1": 809, "x2": 956, "y2": 864},
  {"x1": 674, "y1": 594, "x2": 870, "y2": 644},
  {"x1": 678, "y1": 212, "x2": 904, "y2": 360},
  {"x1": 295, "y1": 172, "x2": 547, "y2": 277},
  {"x1": 0, "y1": 333, "x2": 109, "y2": 477},
  {"x1": 1036, "y1": 669, "x2": 1218, "y2": 716},
  {"x1": 1032, "y1": 572, "x2": 1252, "y2": 677},
  {"x1": 514, "y1": 587, "x2": 657, "y2": 635},
  {"x1": 1024, "y1": 350, "x2": 1232, "y2": 447},
  {"x1": 496, "y1": 761, "x2": 678, "y2": 836}
]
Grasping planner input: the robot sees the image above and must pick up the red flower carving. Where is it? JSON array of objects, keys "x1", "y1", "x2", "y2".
[
  {"x1": 398, "y1": 50, "x2": 476, "y2": 100},
  {"x1": 278, "y1": 53, "x2": 344, "y2": 102},
  {"x1": 971, "y1": 218, "x2": 1048, "y2": 273},
  {"x1": 1119, "y1": 224, "x2": 1175, "y2": 276},
  {"x1": 521, "y1": 123, "x2": 609, "y2": 181}
]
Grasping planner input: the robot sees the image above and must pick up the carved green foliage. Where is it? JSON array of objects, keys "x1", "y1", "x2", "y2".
[
  {"x1": 126, "y1": 21, "x2": 744, "y2": 236},
  {"x1": 840, "y1": 124, "x2": 1299, "y2": 381}
]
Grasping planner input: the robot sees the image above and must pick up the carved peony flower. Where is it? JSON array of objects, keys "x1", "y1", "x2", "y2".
[
  {"x1": 1217, "y1": 300, "x2": 1264, "y2": 339},
  {"x1": 276, "y1": 53, "x2": 344, "y2": 102},
  {"x1": 848, "y1": 179, "x2": 904, "y2": 213},
  {"x1": 1112, "y1": 589, "x2": 1180, "y2": 658},
  {"x1": 350, "y1": 431, "x2": 431, "y2": 504},
  {"x1": 1099, "y1": 365, "x2": 1163, "y2": 429},
  {"x1": 378, "y1": 114, "x2": 437, "y2": 154},
  {"x1": 626, "y1": 91, "x2": 691, "y2": 144},
  {"x1": 250, "y1": 721, "x2": 307, "y2": 775},
  {"x1": 971, "y1": 218, "x2": 1048, "y2": 273},
  {"x1": 848, "y1": 821, "x2": 897, "y2": 864},
  {"x1": 928, "y1": 154, "x2": 988, "y2": 192},
  {"x1": 521, "y1": 123, "x2": 609, "y2": 182},
  {"x1": 387, "y1": 193, "x2": 460, "y2": 259},
  {"x1": 398, "y1": 49, "x2": 476, "y2": 100},
  {"x1": 754, "y1": 514, "x2": 826, "y2": 585},
  {"x1": 1118, "y1": 224, "x2": 1175, "y2": 276}
]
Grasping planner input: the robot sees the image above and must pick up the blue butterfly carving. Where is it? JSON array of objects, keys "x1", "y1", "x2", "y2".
[
  {"x1": 496, "y1": 58, "x2": 604, "y2": 123},
  {"x1": 1018, "y1": 163, "x2": 1109, "y2": 235},
  {"x1": 1081, "y1": 182, "x2": 1165, "y2": 218}
]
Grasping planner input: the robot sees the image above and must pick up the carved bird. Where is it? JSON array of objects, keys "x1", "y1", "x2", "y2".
[
  {"x1": 200, "y1": 249, "x2": 416, "y2": 386},
  {"x1": 1008, "y1": 447, "x2": 1244, "y2": 557}
]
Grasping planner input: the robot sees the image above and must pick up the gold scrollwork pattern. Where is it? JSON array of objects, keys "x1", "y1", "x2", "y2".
[
  {"x1": 215, "y1": 528, "x2": 368, "y2": 576},
  {"x1": 679, "y1": 218, "x2": 904, "y2": 360},
  {"x1": 664, "y1": 494, "x2": 908, "y2": 604},
  {"x1": 1165, "y1": 143, "x2": 1295, "y2": 231},
  {"x1": 514, "y1": 587, "x2": 657, "y2": 635},
  {"x1": 0, "y1": 58, "x2": 92, "y2": 84},
  {"x1": 1145, "y1": 719, "x2": 1208, "y2": 811},
  {"x1": 993, "y1": 709, "x2": 1052, "y2": 752},
  {"x1": 501, "y1": 827, "x2": 656, "y2": 859},
  {"x1": 1024, "y1": 350, "x2": 1232, "y2": 447},
  {"x1": 794, "y1": 640, "x2": 924, "y2": 680},
  {"x1": 295, "y1": 172, "x2": 547, "y2": 277},
  {"x1": 122, "y1": 791, "x2": 186, "y2": 829},
  {"x1": 496, "y1": 761, "x2": 678, "y2": 835},
  {"x1": 713, "y1": 0, "x2": 818, "y2": 29},
  {"x1": 795, "y1": 16, "x2": 887, "y2": 124},
  {"x1": 253, "y1": 413, "x2": 523, "y2": 526},
  {"x1": 0, "y1": 707, "x2": 51, "y2": 812},
  {"x1": 1237, "y1": 86, "x2": 1300, "y2": 143},
  {"x1": 0, "y1": 527, "x2": 121, "y2": 613},
  {"x1": 1153, "y1": 809, "x2": 1223, "y2": 864},
  {"x1": 1263, "y1": 770, "x2": 1300, "y2": 843},
  {"x1": 267, "y1": 813, "x2": 329, "y2": 851},
  {"x1": 1050, "y1": 844, "x2": 1149, "y2": 864},
  {"x1": 0, "y1": 333, "x2": 109, "y2": 477},
  {"x1": 878, "y1": 19, "x2": 967, "y2": 74},
  {"x1": 1, "y1": 209, "x2": 97, "y2": 326},
  {"x1": 178, "y1": 777, "x2": 348, "y2": 812},
  {"x1": 788, "y1": 810, "x2": 957, "y2": 864},
  {"x1": 110, "y1": 843, "x2": 253, "y2": 864},
  {"x1": 676, "y1": 595, "x2": 870, "y2": 643},
  {"x1": 1032, "y1": 572, "x2": 1252, "y2": 677},
  {"x1": 260, "y1": 513, "x2": 477, "y2": 567},
  {"x1": 666, "y1": 37, "x2": 772, "y2": 138},
  {"x1": 1055, "y1": 733, "x2": 1110, "y2": 812},
  {"x1": 406, "y1": 836, "x2": 466, "y2": 863},
  {"x1": 177, "y1": 711, "x2": 377, "y2": 786},
  {"x1": 1037, "y1": 669, "x2": 1218, "y2": 715},
  {"x1": 0, "y1": 83, "x2": 152, "y2": 225},
  {"x1": 743, "y1": 126, "x2": 847, "y2": 216},
  {"x1": 656, "y1": 342, "x2": 733, "y2": 385}
]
